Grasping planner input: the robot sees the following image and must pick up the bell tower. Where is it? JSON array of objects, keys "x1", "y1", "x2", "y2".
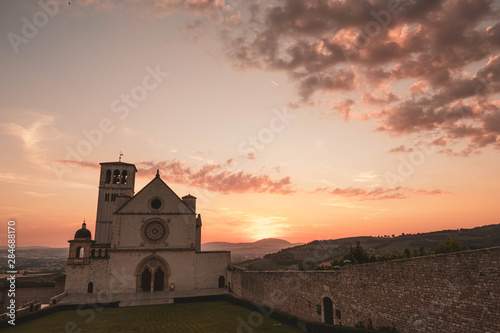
[{"x1": 95, "y1": 161, "x2": 137, "y2": 244}]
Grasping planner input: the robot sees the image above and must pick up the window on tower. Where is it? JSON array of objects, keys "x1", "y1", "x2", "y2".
[
  {"x1": 105, "y1": 169, "x2": 111, "y2": 183},
  {"x1": 122, "y1": 170, "x2": 128, "y2": 184},
  {"x1": 76, "y1": 247, "x2": 84, "y2": 258},
  {"x1": 113, "y1": 170, "x2": 120, "y2": 184},
  {"x1": 105, "y1": 193, "x2": 110, "y2": 201},
  {"x1": 111, "y1": 193, "x2": 117, "y2": 202}
]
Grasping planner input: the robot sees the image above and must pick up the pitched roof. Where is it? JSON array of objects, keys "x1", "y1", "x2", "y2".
[{"x1": 114, "y1": 174, "x2": 194, "y2": 214}]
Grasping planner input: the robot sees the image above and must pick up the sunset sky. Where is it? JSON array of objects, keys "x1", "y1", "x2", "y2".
[{"x1": 1, "y1": 0, "x2": 500, "y2": 248}]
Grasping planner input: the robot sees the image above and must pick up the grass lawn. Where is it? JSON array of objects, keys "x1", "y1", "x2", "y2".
[{"x1": 3, "y1": 300, "x2": 303, "y2": 333}]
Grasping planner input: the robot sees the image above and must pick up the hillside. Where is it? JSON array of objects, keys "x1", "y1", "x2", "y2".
[
  {"x1": 202, "y1": 238, "x2": 303, "y2": 262},
  {"x1": 0, "y1": 247, "x2": 67, "y2": 274},
  {"x1": 239, "y1": 224, "x2": 500, "y2": 271}
]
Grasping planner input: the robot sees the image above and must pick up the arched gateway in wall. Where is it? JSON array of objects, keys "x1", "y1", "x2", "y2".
[
  {"x1": 323, "y1": 297, "x2": 334, "y2": 324},
  {"x1": 135, "y1": 255, "x2": 170, "y2": 292}
]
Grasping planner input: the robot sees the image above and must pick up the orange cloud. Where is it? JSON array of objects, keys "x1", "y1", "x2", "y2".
[
  {"x1": 137, "y1": 160, "x2": 295, "y2": 195},
  {"x1": 314, "y1": 186, "x2": 445, "y2": 201}
]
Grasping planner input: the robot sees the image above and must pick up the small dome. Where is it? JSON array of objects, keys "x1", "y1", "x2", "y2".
[{"x1": 75, "y1": 222, "x2": 91, "y2": 239}]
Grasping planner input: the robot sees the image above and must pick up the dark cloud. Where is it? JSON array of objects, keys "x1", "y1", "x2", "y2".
[
  {"x1": 75, "y1": 0, "x2": 500, "y2": 152},
  {"x1": 298, "y1": 69, "x2": 356, "y2": 100},
  {"x1": 220, "y1": 0, "x2": 500, "y2": 152},
  {"x1": 430, "y1": 137, "x2": 448, "y2": 146},
  {"x1": 483, "y1": 107, "x2": 500, "y2": 133}
]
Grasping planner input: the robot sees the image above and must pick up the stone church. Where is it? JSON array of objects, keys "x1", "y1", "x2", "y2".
[{"x1": 65, "y1": 161, "x2": 230, "y2": 296}]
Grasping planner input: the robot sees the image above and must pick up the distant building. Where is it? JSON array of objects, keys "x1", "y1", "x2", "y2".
[{"x1": 65, "y1": 161, "x2": 230, "y2": 296}]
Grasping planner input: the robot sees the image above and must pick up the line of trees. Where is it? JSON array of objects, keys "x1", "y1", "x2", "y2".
[{"x1": 313, "y1": 238, "x2": 479, "y2": 270}]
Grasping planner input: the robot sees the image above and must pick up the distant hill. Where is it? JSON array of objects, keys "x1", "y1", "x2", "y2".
[
  {"x1": 0, "y1": 247, "x2": 67, "y2": 274},
  {"x1": 202, "y1": 238, "x2": 303, "y2": 262},
  {"x1": 0, "y1": 246, "x2": 67, "y2": 257},
  {"x1": 239, "y1": 224, "x2": 500, "y2": 271}
]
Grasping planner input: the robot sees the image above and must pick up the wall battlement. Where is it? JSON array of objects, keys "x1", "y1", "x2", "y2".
[{"x1": 228, "y1": 247, "x2": 500, "y2": 333}]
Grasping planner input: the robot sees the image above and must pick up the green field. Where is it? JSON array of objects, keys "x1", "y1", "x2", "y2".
[{"x1": 3, "y1": 300, "x2": 303, "y2": 333}]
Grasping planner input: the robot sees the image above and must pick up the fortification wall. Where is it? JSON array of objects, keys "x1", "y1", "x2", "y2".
[{"x1": 229, "y1": 247, "x2": 500, "y2": 333}]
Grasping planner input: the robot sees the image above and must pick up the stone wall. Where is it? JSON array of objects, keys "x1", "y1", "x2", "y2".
[
  {"x1": 195, "y1": 251, "x2": 231, "y2": 289},
  {"x1": 229, "y1": 247, "x2": 500, "y2": 333},
  {"x1": 65, "y1": 258, "x2": 109, "y2": 294},
  {"x1": 0, "y1": 274, "x2": 66, "y2": 312}
]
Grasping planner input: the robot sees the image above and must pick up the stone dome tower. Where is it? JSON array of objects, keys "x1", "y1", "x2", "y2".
[
  {"x1": 74, "y1": 222, "x2": 91, "y2": 239},
  {"x1": 68, "y1": 221, "x2": 93, "y2": 265}
]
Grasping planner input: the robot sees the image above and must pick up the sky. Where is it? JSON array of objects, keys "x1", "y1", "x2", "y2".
[{"x1": 1, "y1": 0, "x2": 499, "y2": 248}]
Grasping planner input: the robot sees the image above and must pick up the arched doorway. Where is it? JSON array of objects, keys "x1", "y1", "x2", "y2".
[
  {"x1": 141, "y1": 268, "x2": 152, "y2": 292},
  {"x1": 323, "y1": 297, "x2": 334, "y2": 324},
  {"x1": 135, "y1": 255, "x2": 170, "y2": 293},
  {"x1": 87, "y1": 282, "x2": 94, "y2": 294},
  {"x1": 218, "y1": 275, "x2": 225, "y2": 288},
  {"x1": 154, "y1": 268, "x2": 164, "y2": 291}
]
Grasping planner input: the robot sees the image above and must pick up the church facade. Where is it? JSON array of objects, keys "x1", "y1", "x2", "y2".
[{"x1": 65, "y1": 161, "x2": 230, "y2": 295}]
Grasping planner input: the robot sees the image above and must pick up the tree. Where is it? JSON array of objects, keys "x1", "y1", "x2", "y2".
[
  {"x1": 434, "y1": 238, "x2": 465, "y2": 254},
  {"x1": 403, "y1": 248, "x2": 411, "y2": 258},
  {"x1": 344, "y1": 241, "x2": 370, "y2": 264}
]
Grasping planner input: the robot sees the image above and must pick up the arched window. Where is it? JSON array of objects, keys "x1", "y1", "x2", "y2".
[
  {"x1": 218, "y1": 275, "x2": 225, "y2": 288},
  {"x1": 141, "y1": 268, "x2": 152, "y2": 292},
  {"x1": 113, "y1": 170, "x2": 120, "y2": 184},
  {"x1": 154, "y1": 268, "x2": 164, "y2": 291},
  {"x1": 91, "y1": 249, "x2": 95, "y2": 258},
  {"x1": 121, "y1": 170, "x2": 128, "y2": 184},
  {"x1": 98, "y1": 249, "x2": 102, "y2": 257},
  {"x1": 104, "y1": 249, "x2": 108, "y2": 257},
  {"x1": 105, "y1": 169, "x2": 111, "y2": 184},
  {"x1": 87, "y1": 282, "x2": 94, "y2": 294},
  {"x1": 76, "y1": 247, "x2": 84, "y2": 259}
]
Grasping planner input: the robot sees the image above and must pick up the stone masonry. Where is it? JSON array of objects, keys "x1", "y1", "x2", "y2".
[{"x1": 228, "y1": 247, "x2": 500, "y2": 333}]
